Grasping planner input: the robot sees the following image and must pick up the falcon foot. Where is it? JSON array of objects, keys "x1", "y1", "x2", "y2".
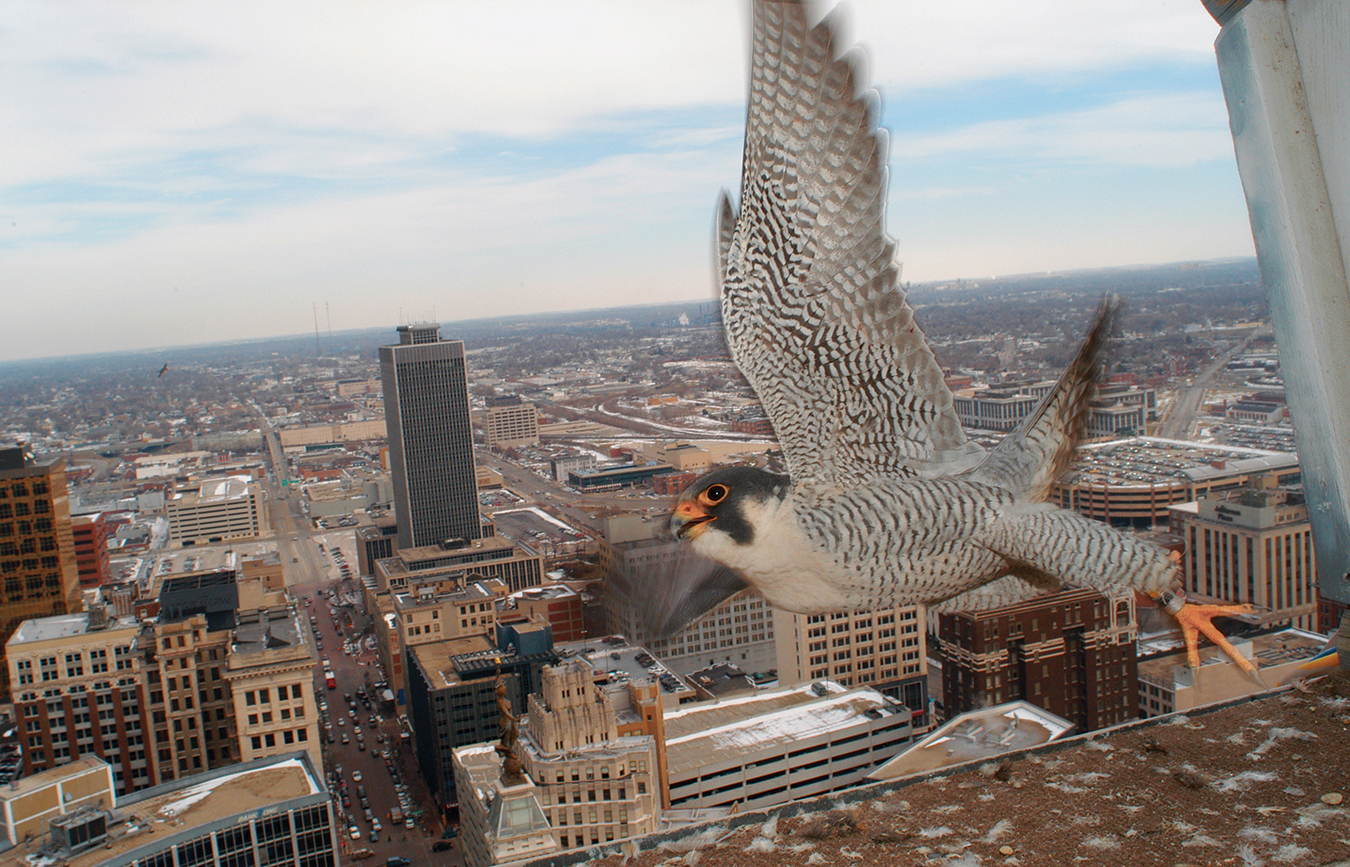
[{"x1": 1157, "y1": 590, "x2": 1263, "y2": 684}]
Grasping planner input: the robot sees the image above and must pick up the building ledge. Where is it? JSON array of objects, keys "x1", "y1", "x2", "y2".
[{"x1": 533, "y1": 671, "x2": 1350, "y2": 867}]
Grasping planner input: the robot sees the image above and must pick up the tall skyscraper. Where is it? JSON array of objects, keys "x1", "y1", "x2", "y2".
[
  {"x1": 380, "y1": 324, "x2": 481, "y2": 550},
  {"x1": 0, "y1": 446, "x2": 82, "y2": 698}
]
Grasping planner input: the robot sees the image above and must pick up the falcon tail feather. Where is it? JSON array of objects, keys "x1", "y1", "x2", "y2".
[{"x1": 969, "y1": 296, "x2": 1119, "y2": 502}]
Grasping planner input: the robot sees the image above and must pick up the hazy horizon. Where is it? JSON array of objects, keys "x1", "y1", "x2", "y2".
[{"x1": 3, "y1": 1, "x2": 1255, "y2": 363}]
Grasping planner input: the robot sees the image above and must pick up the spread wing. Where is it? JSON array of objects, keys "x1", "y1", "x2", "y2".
[{"x1": 718, "y1": 0, "x2": 983, "y2": 497}]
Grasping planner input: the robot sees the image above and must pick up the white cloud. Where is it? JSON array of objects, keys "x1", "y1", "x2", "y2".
[
  {"x1": 891, "y1": 91, "x2": 1234, "y2": 168},
  {"x1": 0, "y1": 0, "x2": 1251, "y2": 361}
]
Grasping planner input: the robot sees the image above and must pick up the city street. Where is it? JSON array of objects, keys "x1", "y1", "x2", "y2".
[{"x1": 298, "y1": 580, "x2": 464, "y2": 867}]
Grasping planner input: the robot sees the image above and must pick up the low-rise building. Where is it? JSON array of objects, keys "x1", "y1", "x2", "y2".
[
  {"x1": 484, "y1": 396, "x2": 540, "y2": 449},
  {"x1": 7, "y1": 611, "x2": 156, "y2": 795},
  {"x1": 599, "y1": 514, "x2": 777, "y2": 677},
  {"x1": 165, "y1": 476, "x2": 270, "y2": 546},
  {"x1": 225, "y1": 606, "x2": 322, "y2": 771},
  {"x1": 0, "y1": 751, "x2": 338, "y2": 867},
  {"x1": 513, "y1": 585, "x2": 586, "y2": 643},
  {"x1": 7, "y1": 564, "x2": 319, "y2": 797},
  {"x1": 405, "y1": 621, "x2": 557, "y2": 804},
  {"x1": 375, "y1": 537, "x2": 542, "y2": 595},
  {"x1": 549, "y1": 453, "x2": 597, "y2": 483},
  {"x1": 663, "y1": 681, "x2": 913, "y2": 812},
  {"x1": 453, "y1": 651, "x2": 668, "y2": 866},
  {"x1": 1137, "y1": 627, "x2": 1326, "y2": 718},
  {"x1": 1053, "y1": 437, "x2": 1301, "y2": 527},
  {"x1": 775, "y1": 605, "x2": 929, "y2": 721}
]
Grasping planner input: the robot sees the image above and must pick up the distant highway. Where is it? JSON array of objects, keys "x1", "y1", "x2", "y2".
[
  {"x1": 251, "y1": 401, "x2": 328, "y2": 587},
  {"x1": 1154, "y1": 327, "x2": 1266, "y2": 440}
]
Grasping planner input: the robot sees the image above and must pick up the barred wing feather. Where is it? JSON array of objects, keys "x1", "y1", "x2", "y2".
[{"x1": 718, "y1": 0, "x2": 984, "y2": 496}]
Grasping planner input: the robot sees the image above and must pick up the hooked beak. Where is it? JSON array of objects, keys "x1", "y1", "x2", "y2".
[{"x1": 670, "y1": 500, "x2": 714, "y2": 540}]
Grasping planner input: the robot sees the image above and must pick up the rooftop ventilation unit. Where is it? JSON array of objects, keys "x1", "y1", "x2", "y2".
[{"x1": 50, "y1": 806, "x2": 109, "y2": 855}]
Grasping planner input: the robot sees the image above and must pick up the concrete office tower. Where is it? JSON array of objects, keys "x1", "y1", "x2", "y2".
[
  {"x1": 484, "y1": 395, "x2": 540, "y2": 449},
  {"x1": 380, "y1": 324, "x2": 481, "y2": 550},
  {"x1": 1168, "y1": 486, "x2": 1318, "y2": 631},
  {"x1": 0, "y1": 446, "x2": 82, "y2": 698}
]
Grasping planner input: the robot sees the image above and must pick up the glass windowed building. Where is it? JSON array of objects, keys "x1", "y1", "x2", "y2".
[{"x1": 379, "y1": 324, "x2": 481, "y2": 550}]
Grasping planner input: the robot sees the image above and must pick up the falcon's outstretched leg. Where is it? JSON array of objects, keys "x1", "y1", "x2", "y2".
[{"x1": 1157, "y1": 588, "x2": 1263, "y2": 683}]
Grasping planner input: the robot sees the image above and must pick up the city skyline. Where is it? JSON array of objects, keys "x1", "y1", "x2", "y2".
[{"x1": 4, "y1": 1, "x2": 1254, "y2": 363}]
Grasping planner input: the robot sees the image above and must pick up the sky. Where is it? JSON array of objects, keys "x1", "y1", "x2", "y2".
[{"x1": 2, "y1": 0, "x2": 1255, "y2": 363}]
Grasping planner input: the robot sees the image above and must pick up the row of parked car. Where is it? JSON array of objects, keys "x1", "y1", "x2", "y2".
[{"x1": 0, "y1": 740, "x2": 21, "y2": 785}]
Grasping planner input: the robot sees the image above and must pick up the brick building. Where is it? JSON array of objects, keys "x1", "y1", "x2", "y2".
[
  {"x1": 0, "y1": 446, "x2": 82, "y2": 698},
  {"x1": 936, "y1": 588, "x2": 1139, "y2": 732},
  {"x1": 71, "y1": 514, "x2": 111, "y2": 588}
]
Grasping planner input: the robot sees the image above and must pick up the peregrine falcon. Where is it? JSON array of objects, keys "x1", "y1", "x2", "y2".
[{"x1": 662, "y1": 0, "x2": 1251, "y2": 673}]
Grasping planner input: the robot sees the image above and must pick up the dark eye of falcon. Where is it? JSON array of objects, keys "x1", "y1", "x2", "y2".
[{"x1": 700, "y1": 484, "x2": 728, "y2": 506}]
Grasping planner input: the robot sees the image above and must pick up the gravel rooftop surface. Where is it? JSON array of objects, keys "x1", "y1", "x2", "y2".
[{"x1": 566, "y1": 671, "x2": 1350, "y2": 867}]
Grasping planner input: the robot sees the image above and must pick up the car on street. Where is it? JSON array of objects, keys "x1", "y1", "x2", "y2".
[
  {"x1": 387, "y1": 858, "x2": 410, "y2": 867},
  {"x1": 352, "y1": 770, "x2": 362, "y2": 782},
  {"x1": 349, "y1": 826, "x2": 361, "y2": 840},
  {"x1": 433, "y1": 841, "x2": 453, "y2": 852},
  {"x1": 341, "y1": 733, "x2": 349, "y2": 745}
]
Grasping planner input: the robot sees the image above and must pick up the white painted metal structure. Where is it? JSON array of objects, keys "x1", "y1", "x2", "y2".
[{"x1": 1208, "y1": 0, "x2": 1350, "y2": 615}]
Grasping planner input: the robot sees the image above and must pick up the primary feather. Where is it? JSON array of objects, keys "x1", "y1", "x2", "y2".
[{"x1": 664, "y1": 0, "x2": 1178, "y2": 630}]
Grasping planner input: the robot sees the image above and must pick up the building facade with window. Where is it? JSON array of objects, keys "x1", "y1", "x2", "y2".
[
  {"x1": 71, "y1": 513, "x2": 111, "y2": 588},
  {"x1": 379, "y1": 323, "x2": 482, "y2": 550},
  {"x1": 1168, "y1": 487, "x2": 1317, "y2": 631},
  {"x1": 7, "y1": 568, "x2": 318, "y2": 797},
  {"x1": 6, "y1": 609, "x2": 158, "y2": 795},
  {"x1": 165, "y1": 476, "x2": 270, "y2": 547},
  {"x1": 483, "y1": 395, "x2": 540, "y2": 449},
  {"x1": 225, "y1": 607, "x2": 322, "y2": 772},
  {"x1": 599, "y1": 514, "x2": 777, "y2": 677},
  {"x1": 775, "y1": 604, "x2": 930, "y2": 724},
  {"x1": 936, "y1": 588, "x2": 1138, "y2": 732},
  {"x1": 0, "y1": 446, "x2": 82, "y2": 698}
]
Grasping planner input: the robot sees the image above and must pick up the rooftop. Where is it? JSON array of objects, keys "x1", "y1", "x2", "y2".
[
  {"x1": 230, "y1": 606, "x2": 312, "y2": 661},
  {"x1": 867, "y1": 702, "x2": 1073, "y2": 781},
  {"x1": 409, "y1": 636, "x2": 500, "y2": 689},
  {"x1": 555, "y1": 637, "x2": 694, "y2": 704},
  {"x1": 1138, "y1": 627, "x2": 1327, "y2": 686},
  {"x1": 394, "y1": 581, "x2": 495, "y2": 611},
  {"x1": 169, "y1": 476, "x2": 253, "y2": 503},
  {"x1": 0, "y1": 754, "x2": 323, "y2": 867},
  {"x1": 9, "y1": 611, "x2": 140, "y2": 645},
  {"x1": 561, "y1": 672, "x2": 1350, "y2": 867},
  {"x1": 662, "y1": 682, "x2": 903, "y2": 778},
  {"x1": 513, "y1": 585, "x2": 580, "y2": 601},
  {"x1": 381, "y1": 535, "x2": 522, "y2": 574},
  {"x1": 1062, "y1": 436, "x2": 1298, "y2": 488}
]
